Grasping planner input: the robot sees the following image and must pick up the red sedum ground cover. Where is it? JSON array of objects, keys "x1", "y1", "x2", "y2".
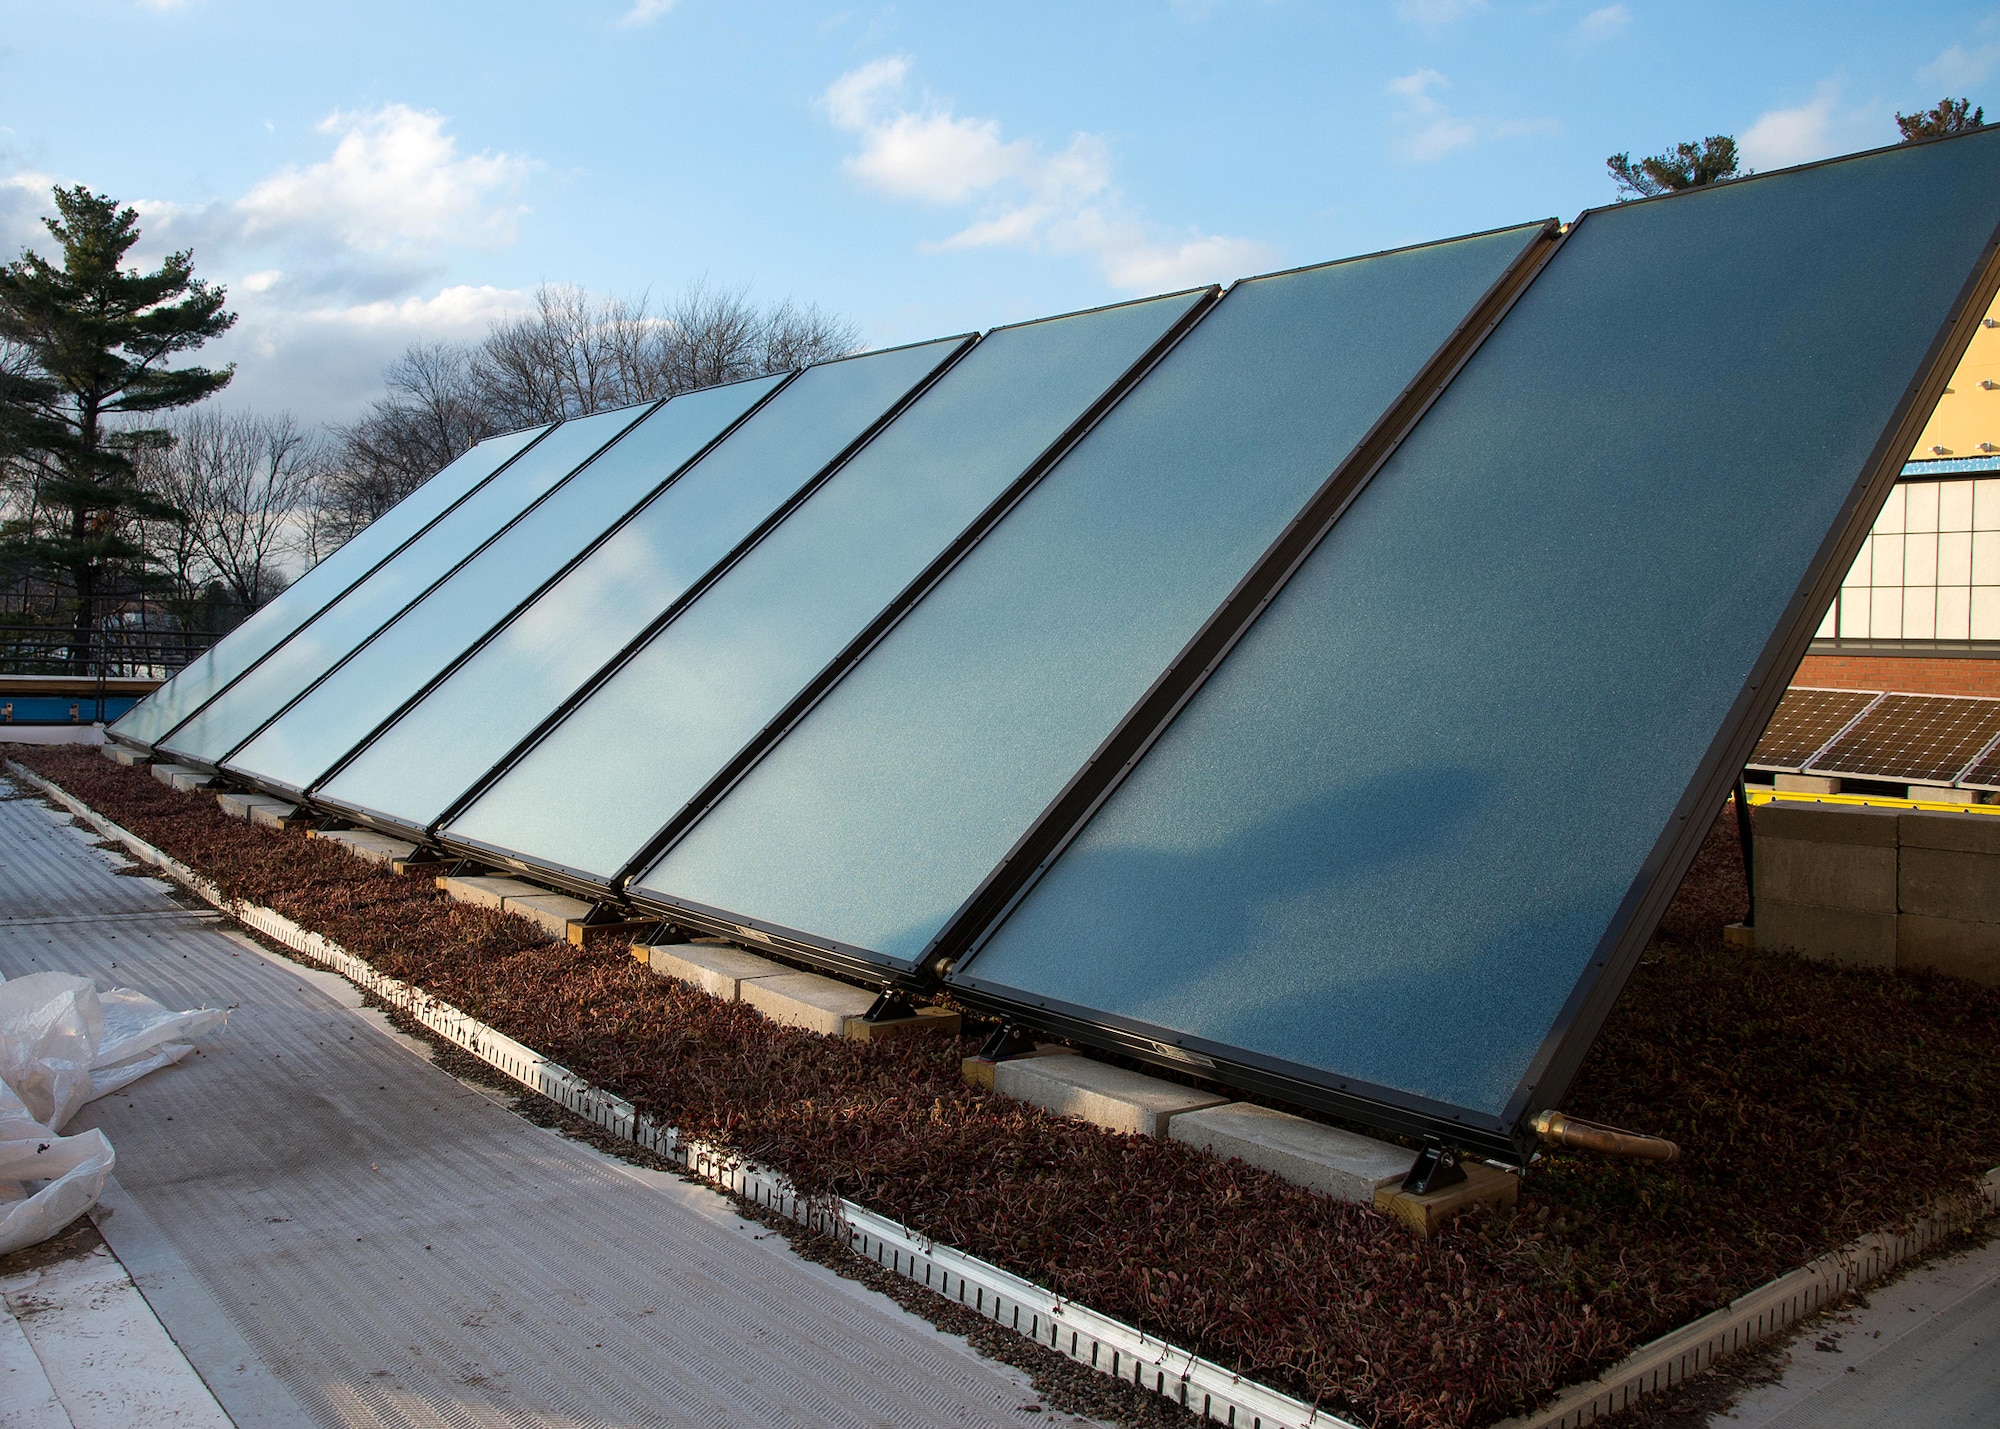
[{"x1": 13, "y1": 745, "x2": 2000, "y2": 1429}]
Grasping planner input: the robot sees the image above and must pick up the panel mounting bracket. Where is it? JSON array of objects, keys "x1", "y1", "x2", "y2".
[
  {"x1": 1401, "y1": 1138, "x2": 1469, "y2": 1195},
  {"x1": 975, "y1": 1022, "x2": 1041, "y2": 1061}
]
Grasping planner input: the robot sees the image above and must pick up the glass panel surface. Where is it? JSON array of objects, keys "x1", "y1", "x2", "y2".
[
  {"x1": 112, "y1": 425, "x2": 546, "y2": 747},
  {"x1": 319, "y1": 340, "x2": 966, "y2": 830},
  {"x1": 158, "y1": 407, "x2": 648, "y2": 766},
  {"x1": 223, "y1": 378, "x2": 783, "y2": 794},
  {"x1": 635, "y1": 227, "x2": 1546, "y2": 968},
  {"x1": 955, "y1": 131, "x2": 2000, "y2": 1124},
  {"x1": 444, "y1": 291, "x2": 1208, "y2": 882}
]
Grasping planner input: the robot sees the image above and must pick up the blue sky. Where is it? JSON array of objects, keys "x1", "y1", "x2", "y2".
[{"x1": 0, "y1": 1, "x2": 1989, "y2": 422}]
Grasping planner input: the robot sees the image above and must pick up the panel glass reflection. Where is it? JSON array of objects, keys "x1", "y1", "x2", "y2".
[
  {"x1": 111, "y1": 424, "x2": 547, "y2": 748},
  {"x1": 635, "y1": 226, "x2": 1546, "y2": 969},
  {"x1": 222, "y1": 377, "x2": 783, "y2": 795},
  {"x1": 157, "y1": 406, "x2": 649, "y2": 766},
  {"x1": 954, "y1": 131, "x2": 2000, "y2": 1126},
  {"x1": 318, "y1": 339, "x2": 968, "y2": 831},
  {"x1": 443, "y1": 291, "x2": 1208, "y2": 883}
]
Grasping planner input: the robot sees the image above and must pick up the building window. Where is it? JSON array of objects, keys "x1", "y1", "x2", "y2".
[{"x1": 1820, "y1": 477, "x2": 2000, "y2": 641}]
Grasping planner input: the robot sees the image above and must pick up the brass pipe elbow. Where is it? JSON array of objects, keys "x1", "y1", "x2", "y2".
[{"x1": 1532, "y1": 1110, "x2": 1680, "y2": 1163}]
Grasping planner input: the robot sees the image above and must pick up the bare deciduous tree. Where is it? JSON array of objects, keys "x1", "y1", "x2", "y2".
[
  {"x1": 300, "y1": 279, "x2": 861, "y2": 566},
  {"x1": 136, "y1": 409, "x2": 315, "y2": 614}
]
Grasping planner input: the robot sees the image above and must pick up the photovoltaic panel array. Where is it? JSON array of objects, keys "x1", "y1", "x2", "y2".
[
  {"x1": 439, "y1": 290, "x2": 1211, "y2": 890},
  {"x1": 111, "y1": 423, "x2": 549, "y2": 749},
  {"x1": 629, "y1": 225, "x2": 1551, "y2": 974},
  {"x1": 219, "y1": 375, "x2": 786, "y2": 798},
  {"x1": 1805, "y1": 692, "x2": 2000, "y2": 785},
  {"x1": 1746, "y1": 687, "x2": 1884, "y2": 772},
  {"x1": 155, "y1": 406, "x2": 652, "y2": 768},
  {"x1": 313, "y1": 337, "x2": 971, "y2": 835},
  {"x1": 947, "y1": 131, "x2": 2000, "y2": 1157}
]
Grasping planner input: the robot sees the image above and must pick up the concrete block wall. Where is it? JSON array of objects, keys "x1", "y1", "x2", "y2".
[{"x1": 1754, "y1": 803, "x2": 2000, "y2": 984}]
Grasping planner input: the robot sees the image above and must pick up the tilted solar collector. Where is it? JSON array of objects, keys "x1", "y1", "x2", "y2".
[
  {"x1": 312, "y1": 337, "x2": 974, "y2": 837},
  {"x1": 155, "y1": 405, "x2": 658, "y2": 768},
  {"x1": 436, "y1": 290, "x2": 1216, "y2": 895},
  {"x1": 945, "y1": 130, "x2": 2000, "y2": 1162},
  {"x1": 111, "y1": 423, "x2": 550, "y2": 750},
  {"x1": 626, "y1": 223, "x2": 1557, "y2": 980},
  {"x1": 218, "y1": 374, "x2": 789, "y2": 799}
]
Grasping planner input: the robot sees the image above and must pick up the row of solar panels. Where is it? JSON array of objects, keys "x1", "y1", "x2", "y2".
[
  {"x1": 111, "y1": 129, "x2": 2000, "y2": 1161},
  {"x1": 1750, "y1": 686, "x2": 2000, "y2": 790}
]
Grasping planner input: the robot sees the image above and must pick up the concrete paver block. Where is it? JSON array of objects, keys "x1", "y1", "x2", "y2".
[
  {"x1": 642, "y1": 940, "x2": 790, "y2": 1000},
  {"x1": 216, "y1": 792, "x2": 300, "y2": 829},
  {"x1": 1756, "y1": 899, "x2": 1897, "y2": 967},
  {"x1": 1169, "y1": 1102, "x2": 1410, "y2": 1202},
  {"x1": 1754, "y1": 837, "x2": 1897, "y2": 912},
  {"x1": 310, "y1": 828, "x2": 419, "y2": 867},
  {"x1": 740, "y1": 973, "x2": 879, "y2": 1036},
  {"x1": 1901, "y1": 809, "x2": 2000, "y2": 857},
  {"x1": 1755, "y1": 802, "x2": 1899, "y2": 848},
  {"x1": 1899, "y1": 846, "x2": 2000, "y2": 924},
  {"x1": 436, "y1": 874, "x2": 541, "y2": 910},
  {"x1": 248, "y1": 799, "x2": 301, "y2": 831},
  {"x1": 100, "y1": 743, "x2": 145, "y2": 767},
  {"x1": 502, "y1": 891, "x2": 595, "y2": 939},
  {"x1": 1373, "y1": 1162, "x2": 1518, "y2": 1236},
  {"x1": 991, "y1": 1053, "x2": 1227, "y2": 1138},
  {"x1": 151, "y1": 762, "x2": 214, "y2": 792},
  {"x1": 1898, "y1": 913, "x2": 2000, "y2": 986},
  {"x1": 1774, "y1": 774, "x2": 1842, "y2": 794}
]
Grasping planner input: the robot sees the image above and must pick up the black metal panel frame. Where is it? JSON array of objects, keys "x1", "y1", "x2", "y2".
[
  {"x1": 141, "y1": 421, "x2": 560, "y2": 759},
  {"x1": 210, "y1": 397, "x2": 687, "y2": 795},
  {"x1": 606, "y1": 285, "x2": 1225, "y2": 908},
  {"x1": 619, "y1": 221, "x2": 1562, "y2": 985},
  {"x1": 939, "y1": 135, "x2": 2000, "y2": 1163}
]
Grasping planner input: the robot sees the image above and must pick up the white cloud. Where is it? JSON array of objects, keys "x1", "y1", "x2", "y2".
[
  {"x1": 618, "y1": 0, "x2": 678, "y2": 28},
  {"x1": 822, "y1": 58, "x2": 1274, "y2": 291},
  {"x1": 1739, "y1": 81, "x2": 1886, "y2": 171},
  {"x1": 0, "y1": 107, "x2": 541, "y2": 422},
  {"x1": 1383, "y1": 70, "x2": 1562, "y2": 162},
  {"x1": 1575, "y1": 4, "x2": 1630, "y2": 42},
  {"x1": 1920, "y1": 17, "x2": 2000, "y2": 88},
  {"x1": 1396, "y1": 0, "x2": 1486, "y2": 30},
  {"x1": 1387, "y1": 70, "x2": 1478, "y2": 161},
  {"x1": 1740, "y1": 85, "x2": 1838, "y2": 169},
  {"x1": 237, "y1": 104, "x2": 533, "y2": 255}
]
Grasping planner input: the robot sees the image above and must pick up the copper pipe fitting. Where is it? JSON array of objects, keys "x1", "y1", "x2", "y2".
[{"x1": 1531, "y1": 1110, "x2": 1680, "y2": 1163}]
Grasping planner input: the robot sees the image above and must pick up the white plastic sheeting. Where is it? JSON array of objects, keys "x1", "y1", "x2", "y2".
[{"x1": 0, "y1": 973, "x2": 225, "y2": 1255}]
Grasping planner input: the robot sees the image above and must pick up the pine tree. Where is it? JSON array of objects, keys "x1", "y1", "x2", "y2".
[
  {"x1": 1605, "y1": 136, "x2": 1741, "y2": 200},
  {"x1": 0, "y1": 186, "x2": 234, "y2": 665},
  {"x1": 1896, "y1": 98, "x2": 1985, "y2": 142}
]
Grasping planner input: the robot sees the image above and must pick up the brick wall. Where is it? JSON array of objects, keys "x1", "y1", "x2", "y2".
[{"x1": 1792, "y1": 653, "x2": 2000, "y2": 697}]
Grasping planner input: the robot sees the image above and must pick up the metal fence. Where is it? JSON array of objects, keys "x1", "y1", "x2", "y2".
[{"x1": 0, "y1": 623, "x2": 216, "y2": 679}]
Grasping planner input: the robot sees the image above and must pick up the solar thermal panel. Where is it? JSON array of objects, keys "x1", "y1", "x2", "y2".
[
  {"x1": 111, "y1": 424, "x2": 550, "y2": 749},
  {"x1": 628, "y1": 224, "x2": 1554, "y2": 976},
  {"x1": 156, "y1": 406, "x2": 652, "y2": 768},
  {"x1": 219, "y1": 375, "x2": 786, "y2": 798},
  {"x1": 311, "y1": 336, "x2": 972, "y2": 836},
  {"x1": 946, "y1": 129, "x2": 2000, "y2": 1161},
  {"x1": 439, "y1": 289, "x2": 1214, "y2": 891},
  {"x1": 1804, "y1": 692, "x2": 2000, "y2": 785},
  {"x1": 1745, "y1": 687, "x2": 1884, "y2": 772}
]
